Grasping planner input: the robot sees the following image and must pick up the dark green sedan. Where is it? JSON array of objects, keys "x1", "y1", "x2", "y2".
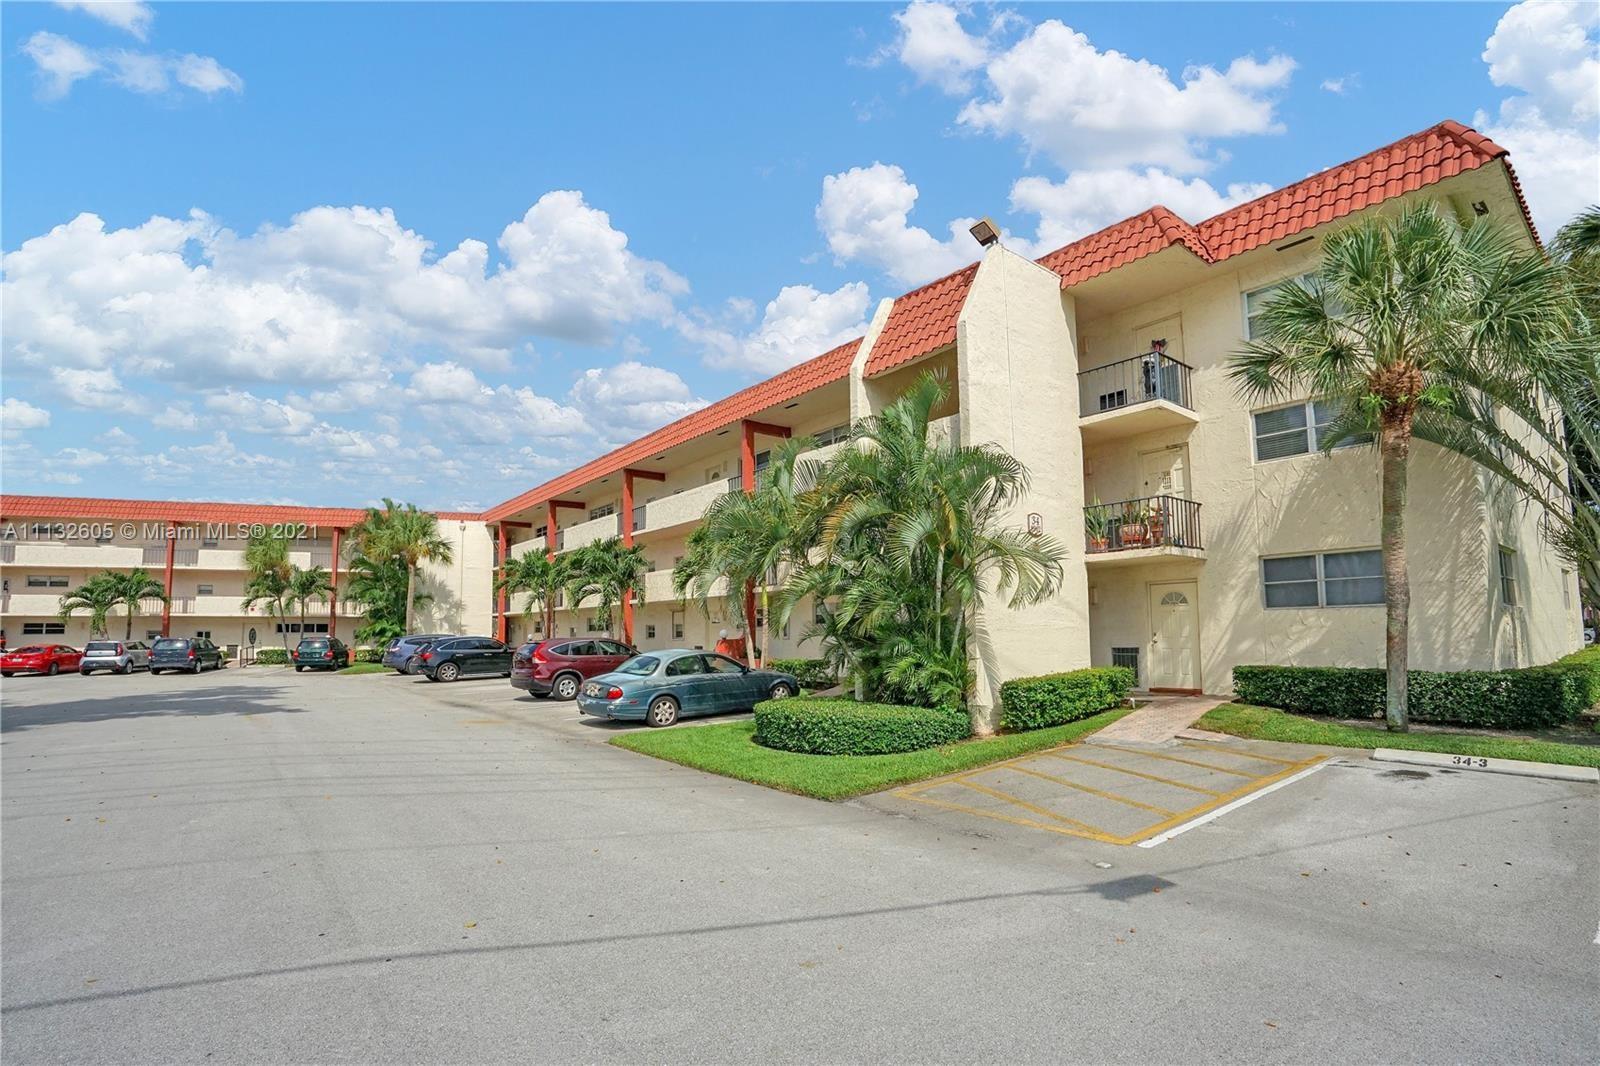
[{"x1": 575, "y1": 649, "x2": 798, "y2": 727}]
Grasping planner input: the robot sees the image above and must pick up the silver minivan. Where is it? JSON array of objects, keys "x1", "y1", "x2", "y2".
[{"x1": 79, "y1": 640, "x2": 152, "y2": 675}]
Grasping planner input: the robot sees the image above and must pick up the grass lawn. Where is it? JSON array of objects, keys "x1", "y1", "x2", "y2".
[
  {"x1": 608, "y1": 708, "x2": 1130, "y2": 800},
  {"x1": 337, "y1": 662, "x2": 389, "y2": 675},
  {"x1": 1200, "y1": 703, "x2": 1600, "y2": 769}
]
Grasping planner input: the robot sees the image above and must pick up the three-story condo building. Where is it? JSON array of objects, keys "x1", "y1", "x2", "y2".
[{"x1": 2, "y1": 121, "x2": 1583, "y2": 725}]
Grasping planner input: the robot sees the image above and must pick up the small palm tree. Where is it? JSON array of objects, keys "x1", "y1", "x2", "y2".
[
  {"x1": 1229, "y1": 202, "x2": 1571, "y2": 731},
  {"x1": 108, "y1": 568, "x2": 169, "y2": 640},
  {"x1": 286, "y1": 565, "x2": 333, "y2": 633},
  {"x1": 675, "y1": 436, "x2": 825, "y2": 665},
  {"x1": 564, "y1": 537, "x2": 649, "y2": 640},
  {"x1": 344, "y1": 552, "x2": 427, "y2": 647},
  {"x1": 497, "y1": 552, "x2": 570, "y2": 641},
  {"x1": 242, "y1": 570, "x2": 292, "y2": 651},
  {"x1": 58, "y1": 573, "x2": 120, "y2": 638},
  {"x1": 349, "y1": 499, "x2": 453, "y2": 633}
]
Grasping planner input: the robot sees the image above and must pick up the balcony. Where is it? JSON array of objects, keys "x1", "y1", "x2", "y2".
[
  {"x1": 3, "y1": 542, "x2": 145, "y2": 568},
  {"x1": 1078, "y1": 352, "x2": 1199, "y2": 444},
  {"x1": 1084, "y1": 495, "x2": 1205, "y2": 567},
  {"x1": 635, "y1": 479, "x2": 735, "y2": 536},
  {"x1": 509, "y1": 535, "x2": 547, "y2": 560},
  {"x1": 559, "y1": 513, "x2": 622, "y2": 553}
]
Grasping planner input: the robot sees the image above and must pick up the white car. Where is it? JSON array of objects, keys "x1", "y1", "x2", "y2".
[
  {"x1": 79, "y1": 640, "x2": 152, "y2": 674},
  {"x1": 1585, "y1": 626, "x2": 1596, "y2": 646}
]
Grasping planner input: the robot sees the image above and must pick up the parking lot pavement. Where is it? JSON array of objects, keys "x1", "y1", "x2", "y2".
[{"x1": 3, "y1": 668, "x2": 1597, "y2": 1063}]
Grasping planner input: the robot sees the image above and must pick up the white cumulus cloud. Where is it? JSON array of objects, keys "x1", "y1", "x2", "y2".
[
  {"x1": 1, "y1": 397, "x2": 52, "y2": 439},
  {"x1": 681, "y1": 283, "x2": 872, "y2": 373},
  {"x1": 54, "y1": 1, "x2": 155, "y2": 40},
  {"x1": 1475, "y1": 1, "x2": 1600, "y2": 237},
  {"x1": 817, "y1": 163, "x2": 976, "y2": 286},
  {"x1": 21, "y1": 31, "x2": 242, "y2": 99}
]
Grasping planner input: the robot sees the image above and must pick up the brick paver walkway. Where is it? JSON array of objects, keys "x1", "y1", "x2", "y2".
[{"x1": 1090, "y1": 694, "x2": 1228, "y2": 745}]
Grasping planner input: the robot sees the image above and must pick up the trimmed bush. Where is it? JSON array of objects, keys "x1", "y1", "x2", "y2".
[
  {"x1": 999, "y1": 666, "x2": 1136, "y2": 732},
  {"x1": 353, "y1": 646, "x2": 384, "y2": 663},
  {"x1": 768, "y1": 658, "x2": 837, "y2": 690},
  {"x1": 753, "y1": 698, "x2": 970, "y2": 755},
  {"x1": 253, "y1": 647, "x2": 290, "y2": 665},
  {"x1": 1554, "y1": 646, "x2": 1600, "y2": 710},
  {"x1": 1233, "y1": 662, "x2": 1591, "y2": 730}
]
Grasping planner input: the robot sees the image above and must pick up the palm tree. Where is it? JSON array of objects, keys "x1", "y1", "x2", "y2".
[
  {"x1": 564, "y1": 537, "x2": 649, "y2": 640},
  {"x1": 343, "y1": 551, "x2": 426, "y2": 647},
  {"x1": 286, "y1": 565, "x2": 333, "y2": 633},
  {"x1": 107, "y1": 568, "x2": 168, "y2": 640},
  {"x1": 242, "y1": 570, "x2": 293, "y2": 651},
  {"x1": 675, "y1": 436, "x2": 825, "y2": 665},
  {"x1": 1229, "y1": 202, "x2": 1571, "y2": 731},
  {"x1": 497, "y1": 551, "x2": 570, "y2": 641},
  {"x1": 58, "y1": 573, "x2": 120, "y2": 638},
  {"x1": 797, "y1": 370, "x2": 1068, "y2": 728},
  {"x1": 349, "y1": 499, "x2": 453, "y2": 633}
]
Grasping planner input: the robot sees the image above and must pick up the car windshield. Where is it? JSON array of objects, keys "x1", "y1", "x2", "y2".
[
  {"x1": 86, "y1": 642, "x2": 121, "y2": 653},
  {"x1": 299, "y1": 640, "x2": 328, "y2": 649},
  {"x1": 616, "y1": 655, "x2": 659, "y2": 676},
  {"x1": 14, "y1": 646, "x2": 46, "y2": 654},
  {"x1": 153, "y1": 639, "x2": 187, "y2": 650}
]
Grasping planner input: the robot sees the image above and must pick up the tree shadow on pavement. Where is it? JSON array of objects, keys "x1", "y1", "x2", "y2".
[{"x1": 0, "y1": 684, "x2": 307, "y2": 734}]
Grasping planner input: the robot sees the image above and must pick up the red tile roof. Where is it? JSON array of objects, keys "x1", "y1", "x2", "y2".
[
  {"x1": 480, "y1": 337, "x2": 860, "y2": 522},
  {"x1": 1039, "y1": 120, "x2": 1531, "y2": 289},
  {"x1": 0, "y1": 495, "x2": 479, "y2": 526},
  {"x1": 863, "y1": 263, "x2": 979, "y2": 377}
]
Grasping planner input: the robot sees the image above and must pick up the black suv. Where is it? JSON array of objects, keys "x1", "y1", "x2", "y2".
[
  {"x1": 150, "y1": 637, "x2": 224, "y2": 674},
  {"x1": 293, "y1": 636, "x2": 350, "y2": 671},
  {"x1": 418, "y1": 636, "x2": 514, "y2": 682}
]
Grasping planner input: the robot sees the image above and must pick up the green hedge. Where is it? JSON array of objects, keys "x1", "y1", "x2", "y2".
[
  {"x1": 253, "y1": 647, "x2": 289, "y2": 665},
  {"x1": 352, "y1": 646, "x2": 383, "y2": 663},
  {"x1": 1554, "y1": 646, "x2": 1600, "y2": 710},
  {"x1": 768, "y1": 658, "x2": 837, "y2": 690},
  {"x1": 753, "y1": 698, "x2": 970, "y2": 755},
  {"x1": 1233, "y1": 661, "x2": 1593, "y2": 730},
  {"x1": 999, "y1": 666, "x2": 1136, "y2": 731}
]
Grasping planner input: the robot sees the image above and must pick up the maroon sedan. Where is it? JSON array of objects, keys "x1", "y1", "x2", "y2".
[
  {"x1": 1, "y1": 644, "x2": 83, "y2": 677},
  {"x1": 511, "y1": 638, "x2": 636, "y2": 700}
]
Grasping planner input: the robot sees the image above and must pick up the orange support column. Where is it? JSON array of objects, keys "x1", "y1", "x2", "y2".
[
  {"x1": 545, "y1": 501, "x2": 557, "y2": 562},
  {"x1": 620, "y1": 468, "x2": 665, "y2": 646},
  {"x1": 496, "y1": 523, "x2": 509, "y2": 643},
  {"x1": 328, "y1": 527, "x2": 341, "y2": 638},
  {"x1": 161, "y1": 521, "x2": 176, "y2": 637}
]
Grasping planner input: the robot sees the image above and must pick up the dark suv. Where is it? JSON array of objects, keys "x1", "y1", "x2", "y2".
[
  {"x1": 150, "y1": 637, "x2": 224, "y2": 674},
  {"x1": 382, "y1": 634, "x2": 453, "y2": 674},
  {"x1": 293, "y1": 636, "x2": 350, "y2": 671},
  {"x1": 511, "y1": 638, "x2": 636, "y2": 700},
  {"x1": 418, "y1": 636, "x2": 514, "y2": 682}
]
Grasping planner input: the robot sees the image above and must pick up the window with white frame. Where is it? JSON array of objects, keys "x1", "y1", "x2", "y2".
[
  {"x1": 812, "y1": 423, "x2": 850, "y2": 448},
  {"x1": 645, "y1": 623, "x2": 657, "y2": 639},
  {"x1": 586, "y1": 617, "x2": 604, "y2": 632},
  {"x1": 1498, "y1": 546, "x2": 1517, "y2": 606},
  {"x1": 1263, "y1": 550, "x2": 1383, "y2": 608},
  {"x1": 26, "y1": 575, "x2": 69, "y2": 588},
  {"x1": 196, "y1": 584, "x2": 214, "y2": 596},
  {"x1": 589, "y1": 503, "x2": 615, "y2": 521},
  {"x1": 22, "y1": 622, "x2": 66, "y2": 635},
  {"x1": 1252, "y1": 399, "x2": 1370, "y2": 461},
  {"x1": 1244, "y1": 273, "x2": 1319, "y2": 341}
]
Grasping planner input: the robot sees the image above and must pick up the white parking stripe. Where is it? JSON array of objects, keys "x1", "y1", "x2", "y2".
[{"x1": 1136, "y1": 759, "x2": 1336, "y2": 848}]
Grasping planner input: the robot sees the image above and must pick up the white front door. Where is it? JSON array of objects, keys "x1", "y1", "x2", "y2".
[
  {"x1": 1139, "y1": 445, "x2": 1189, "y2": 499},
  {"x1": 1148, "y1": 581, "x2": 1200, "y2": 690}
]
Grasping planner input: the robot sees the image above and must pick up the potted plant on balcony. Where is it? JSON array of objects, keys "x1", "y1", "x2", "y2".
[
  {"x1": 1084, "y1": 500, "x2": 1112, "y2": 553},
  {"x1": 1118, "y1": 503, "x2": 1150, "y2": 547},
  {"x1": 1147, "y1": 499, "x2": 1168, "y2": 546}
]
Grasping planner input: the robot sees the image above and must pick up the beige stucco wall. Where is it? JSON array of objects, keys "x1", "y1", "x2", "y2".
[
  {"x1": 956, "y1": 243, "x2": 1090, "y2": 729},
  {"x1": 415, "y1": 519, "x2": 496, "y2": 637}
]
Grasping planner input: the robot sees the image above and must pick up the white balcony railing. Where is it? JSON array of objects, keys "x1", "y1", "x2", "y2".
[
  {"x1": 509, "y1": 535, "x2": 548, "y2": 559},
  {"x1": 636, "y1": 479, "x2": 734, "y2": 535},
  {"x1": 559, "y1": 513, "x2": 622, "y2": 553}
]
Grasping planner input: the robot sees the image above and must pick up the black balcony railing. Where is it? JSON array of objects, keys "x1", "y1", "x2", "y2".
[
  {"x1": 1084, "y1": 495, "x2": 1203, "y2": 554},
  {"x1": 1078, "y1": 352, "x2": 1193, "y2": 418}
]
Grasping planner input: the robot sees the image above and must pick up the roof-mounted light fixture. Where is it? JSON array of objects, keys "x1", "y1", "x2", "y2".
[{"x1": 969, "y1": 216, "x2": 1000, "y2": 248}]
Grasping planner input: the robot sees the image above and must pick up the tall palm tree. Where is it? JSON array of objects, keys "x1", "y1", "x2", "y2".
[
  {"x1": 58, "y1": 573, "x2": 120, "y2": 638},
  {"x1": 675, "y1": 436, "x2": 825, "y2": 665},
  {"x1": 497, "y1": 551, "x2": 570, "y2": 641},
  {"x1": 797, "y1": 370, "x2": 1068, "y2": 727},
  {"x1": 286, "y1": 565, "x2": 333, "y2": 633},
  {"x1": 107, "y1": 568, "x2": 169, "y2": 640},
  {"x1": 1229, "y1": 202, "x2": 1572, "y2": 731},
  {"x1": 349, "y1": 499, "x2": 453, "y2": 633},
  {"x1": 564, "y1": 538, "x2": 648, "y2": 639},
  {"x1": 343, "y1": 551, "x2": 426, "y2": 647}
]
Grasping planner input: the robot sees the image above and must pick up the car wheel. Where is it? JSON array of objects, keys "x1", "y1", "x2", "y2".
[
  {"x1": 0, "y1": 672, "x2": 10, "y2": 678},
  {"x1": 295, "y1": 665, "x2": 304, "y2": 672},
  {"x1": 47, "y1": 663, "x2": 59, "y2": 677},
  {"x1": 646, "y1": 696, "x2": 679, "y2": 728},
  {"x1": 553, "y1": 674, "x2": 580, "y2": 701},
  {"x1": 393, "y1": 669, "x2": 408, "y2": 676},
  {"x1": 117, "y1": 662, "x2": 130, "y2": 675},
  {"x1": 768, "y1": 682, "x2": 794, "y2": 700},
  {"x1": 436, "y1": 662, "x2": 460, "y2": 683}
]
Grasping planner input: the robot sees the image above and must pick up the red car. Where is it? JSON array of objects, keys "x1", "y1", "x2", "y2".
[
  {"x1": 1, "y1": 644, "x2": 83, "y2": 677},
  {"x1": 511, "y1": 638, "x2": 636, "y2": 700}
]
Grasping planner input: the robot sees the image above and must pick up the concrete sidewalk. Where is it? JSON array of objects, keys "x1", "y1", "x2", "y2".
[{"x1": 1089, "y1": 693, "x2": 1227, "y2": 744}]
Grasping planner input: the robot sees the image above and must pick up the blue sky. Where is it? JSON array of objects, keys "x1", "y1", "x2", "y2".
[{"x1": 3, "y1": 2, "x2": 1595, "y2": 510}]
